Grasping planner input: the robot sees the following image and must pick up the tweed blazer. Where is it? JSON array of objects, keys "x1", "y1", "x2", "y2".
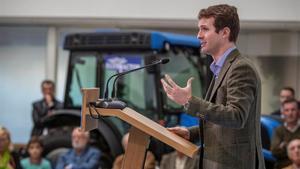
[{"x1": 187, "y1": 49, "x2": 265, "y2": 169}]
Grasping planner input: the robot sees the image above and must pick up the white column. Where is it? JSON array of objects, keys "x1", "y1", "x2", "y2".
[
  {"x1": 297, "y1": 33, "x2": 300, "y2": 99},
  {"x1": 46, "y1": 27, "x2": 58, "y2": 81}
]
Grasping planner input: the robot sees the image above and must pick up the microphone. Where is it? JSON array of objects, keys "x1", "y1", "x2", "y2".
[
  {"x1": 111, "y1": 58, "x2": 169, "y2": 98},
  {"x1": 103, "y1": 73, "x2": 119, "y2": 100},
  {"x1": 98, "y1": 58, "x2": 170, "y2": 109}
]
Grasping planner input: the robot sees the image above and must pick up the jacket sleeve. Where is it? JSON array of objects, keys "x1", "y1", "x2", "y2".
[
  {"x1": 52, "y1": 99, "x2": 64, "y2": 110},
  {"x1": 32, "y1": 102, "x2": 42, "y2": 125},
  {"x1": 186, "y1": 61, "x2": 258, "y2": 129},
  {"x1": 32, "y1": 101, "x2": 52, "y2": 125},
  {"x1": 188, "y1": 126, "x2": 200, "y2": 143},
  {"x1": 270, "y1": 127, "x2": 287, "y2": 159}
]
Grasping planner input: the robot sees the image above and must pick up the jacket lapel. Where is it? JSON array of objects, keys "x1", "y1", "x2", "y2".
[
  {"x1": 204, "y1": 76, "x2": 215, "y2": 101},
  {"x1": 209, "y1": 49, "x2": 240, "y2": 101}
]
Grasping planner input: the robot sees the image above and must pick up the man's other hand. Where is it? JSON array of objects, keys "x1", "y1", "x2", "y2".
[{"x1": 167, "y1": 126, "x2": 190, "y2": 140}]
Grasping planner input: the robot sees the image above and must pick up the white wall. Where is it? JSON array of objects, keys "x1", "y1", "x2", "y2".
[
  {"x1": 237, "y1": 31, "x2": 300, "y2": 114},
  {"x1": 1, "y1": 0, "x2": 299, "y2": 21},
  {"x1": 0, "y1": 27, "x2": 47, "y2": 143},
  {"x1": 1, "y1": 0, "x2": 300, "y2": 30}
]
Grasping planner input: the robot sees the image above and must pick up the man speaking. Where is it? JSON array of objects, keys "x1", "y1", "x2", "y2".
[{"x1": 161, "y1": 4, "x2": 265, "y2": 169}]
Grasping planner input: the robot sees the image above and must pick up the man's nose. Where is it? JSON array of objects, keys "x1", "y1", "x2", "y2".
[
  {"x1": 197, "y1": 31, "x2": 203, "y2": 39},
  {"x1": 285, "y1": 110, "x2": 292, "y2": 115}
]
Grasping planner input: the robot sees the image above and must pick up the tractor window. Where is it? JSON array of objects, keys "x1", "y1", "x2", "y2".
[
  {"x1": 161, "y1": 48, "x2": 203, "y2": 112},
  {"x1": 103, "y1": 54, "x2": 157, "y2": 118},
  {"x1": 102, "y1": 54, "x2": 158, "y2": 134},
  {"x1": 68, "y1": 55, "x2": 97, "y2": 107}
]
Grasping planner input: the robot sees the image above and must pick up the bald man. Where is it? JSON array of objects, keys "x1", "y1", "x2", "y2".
[{"x1": 56, "y1": 128, "x2": 101, "y2": 169}]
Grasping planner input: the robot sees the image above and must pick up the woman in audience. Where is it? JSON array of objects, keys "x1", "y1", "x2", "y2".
[
  {"x1": 0, "y1": 126, "x2": 22, "y2": 169},
  {"x1": 21, "y1": 136, "x2": 51, "y2": 169}
]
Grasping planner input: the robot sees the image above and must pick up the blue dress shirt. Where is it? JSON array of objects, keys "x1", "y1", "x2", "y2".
[
  {"x1": 55, "y1": 146, "x2": 101, "y2": 169},
  {"x1": 209, "y1": 47, "x2": 236, "y2": 78}
]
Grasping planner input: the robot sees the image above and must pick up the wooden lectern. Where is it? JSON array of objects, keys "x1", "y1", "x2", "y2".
[{"x1": 81, "y1": 88, "x2": 199, "y2": 169}]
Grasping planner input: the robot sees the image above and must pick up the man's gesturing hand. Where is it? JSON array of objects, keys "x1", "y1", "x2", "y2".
[{"x1": 161, "y1": 74, "x2": 194, "y2": 105}]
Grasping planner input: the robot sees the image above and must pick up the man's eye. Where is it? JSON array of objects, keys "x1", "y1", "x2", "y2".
[
  {"x1": 202, "y1": 27, "x2": 209, "y2": 31},
  {"x1": 199, "y1": 28, "x2": 208, "y2": 32}
]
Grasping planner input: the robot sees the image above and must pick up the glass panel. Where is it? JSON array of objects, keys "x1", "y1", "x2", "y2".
[
  {"x1": 103, "y1": 54, "x2": 156, "y2": 117},
  {"x1": 102, "y1": 53, "x2": 157, "y2": 134},
  {"x1": 69, "y1": 55, "x2": 97, "y2": 106}
]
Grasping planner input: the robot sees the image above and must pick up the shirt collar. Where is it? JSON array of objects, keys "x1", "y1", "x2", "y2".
[
  {"x1": 210, "y1": 46, "x2": 236, "y2": 78},
  {"x1": 284, "y1": 120, "x2": 300, "y2": 133}
]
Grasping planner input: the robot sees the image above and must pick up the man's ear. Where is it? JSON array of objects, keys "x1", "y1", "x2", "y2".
[{"x1": 222, "y1": 27, "x2": 231, "y2": 40}]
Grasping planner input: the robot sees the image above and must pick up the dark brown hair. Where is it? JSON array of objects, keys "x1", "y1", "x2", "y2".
[
  {"x1": 41, "y1": 79, "x2": 55, "y2": 89},
  {"x1": 198, "y1": 4, "x2": 240, "y2": 42},
  {"x1": 282, "y1": 98, "x2": 299, "y2": 109},
  {"x1": 281, "y1": 86, "x2": 295, "y2": 96},
  {"x1": 27, "y1": 136, "x2": 44, "y2": 151}
]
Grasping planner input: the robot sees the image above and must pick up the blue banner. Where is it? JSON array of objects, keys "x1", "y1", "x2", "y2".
[{"x1": 104, "y1": 54, "x2": 142, "y2": 73}]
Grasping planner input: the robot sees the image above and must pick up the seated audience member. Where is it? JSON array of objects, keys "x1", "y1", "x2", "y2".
[
  {"x1": 272, "y1": 87, "x2": 295, "y2": 116},
  {"x1": 283, "y1": 139, "x2": 300, "y2": 169},
  {"x1": 160, "y1": 150, "x2": 198, "y2": 169},
  {"x1": 21, "y1": 136, "x2": 51, "y2": 169},
  {"x1": 0, "y1": 126, "x2": 22, "y2": 169},
  {"x1": 32, "y1": 80, "x2": 63, "y2": 136},
  {"x1": 55, "y1": 127, "x2": 101, "y2": 169},
  {"x1": 112, "y1": 133, "x2": 155, "y2": 169},
  {"x1": 271, "y1": 99, "x2": 300, "y2": 169}
]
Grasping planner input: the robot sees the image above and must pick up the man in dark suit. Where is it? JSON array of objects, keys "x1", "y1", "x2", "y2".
[
  {"x1": 161, "y1": 4, "x2": 265, "y2": 169},
  {"x1": 271, "y1": 87, "x2": 295, "y2": 116},
  {"x1": 31, "y1": 80, "x2": 63, "y2": 135}
]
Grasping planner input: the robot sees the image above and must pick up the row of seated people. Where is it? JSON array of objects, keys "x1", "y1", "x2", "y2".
[
  {"x1": 271, "y1": 98, "x2": 300, "y2": 169},
  {"x1": 0, "y1": 127, "x2": 100, "y2": 169},
  {"x1": 0, "y1": 126, "x2": 199, "y2": 169}
]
